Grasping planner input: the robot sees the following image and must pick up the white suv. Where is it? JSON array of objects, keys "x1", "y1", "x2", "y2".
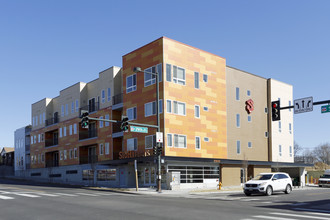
[{"x1": 243, "y1": 172, "x2": 293, "y2": 196}]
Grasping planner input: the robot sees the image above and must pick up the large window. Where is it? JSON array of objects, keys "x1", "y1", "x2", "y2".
[
  {"x1": 173, "y1": 65, "x2": 185, "y2": 85},
  {"x1": 101, "y1": 90, "x2": 105, "y2": 103},
  {"x1": 144, "y1": 64, "x2": 162, "y2": 87},
  {"x1": 127, "y1": 107, "x2": 137, "y2": 121},
  {"x1": 126, "y1": 74, "x2": 137, "y2": 93},
  {"x1": 173, "y1": 101, "x2": 186, "y2": 116},
  {"x1": 145, "y1": 135, "x2": 156, "y2": 149},
  {"x1": 145, "y1": 100, "x2": 163, "y2": 117},
  {"x1": 127, "y1": 138, "x2": 137, "y2": 151},
  {"x1": 97, "y1": 169, "x2": 116, "y2": 181},
  {"x1": 168, "y1": 165, "x2": 219, "y2": 184},
  {"x1": 174, "y1": 134, "x2": 186, "y2": 148}
]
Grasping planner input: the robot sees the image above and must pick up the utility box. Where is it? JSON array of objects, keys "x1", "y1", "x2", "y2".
[{"x1": 167, "y1": 171, "x2": 180, "y2": 190}]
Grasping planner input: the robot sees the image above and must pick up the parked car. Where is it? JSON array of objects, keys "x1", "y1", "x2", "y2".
[
  {"x1": 318, "y1": 169, "x2": 330, "y2": 187},
  {"x1": 243, "y1": 172, "x2": 293, "y2": 196}
]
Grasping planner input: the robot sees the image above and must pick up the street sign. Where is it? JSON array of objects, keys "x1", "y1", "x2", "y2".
[
  {"x1": 294, "y1": 97, "x2": 313, "y2": 114},
  {"x1": 321, "y1": 105, "x2": 330, "y2": 114},
  {"x1": 130, "y1": 126, "x2": 148, "y2": 133},
  {"x1": 156, "y1": 132, "x2": 163, "y2": 143}
]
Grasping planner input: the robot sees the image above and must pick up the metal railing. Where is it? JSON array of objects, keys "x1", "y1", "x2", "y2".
[
  {"x1": 80, "y1": 102, "x2": 100, "y2": 114},
  {"x1": 45, "y1": 116, "x2": 59, "y2": 126},
  {"x1": 112, "y1": 93, "x2": 123, "y2": 105},
  {"x1": 45, "y1": 138, "x2": 59, "y2": 147},
  {"x1": 79, "y1": 128, "x2": 98, "y2": 140},
  {"x1": 79, "y1": 155, "x2": 98, "y2": 165},
  {"x1": 45, "y1": 160, "x2": 59, "y2": 168}
]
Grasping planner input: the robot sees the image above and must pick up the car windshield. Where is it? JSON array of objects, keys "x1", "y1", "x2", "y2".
[
  {"x1": 253, "y1": 174, "x2": 273, "y2": 180},
  {"x1": 321, "y1": 174, "x2": 330, "y2": 178}
]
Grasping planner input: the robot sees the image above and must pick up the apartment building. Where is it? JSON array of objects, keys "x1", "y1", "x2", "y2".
[
  {"x1": 26, "y1": 37, "x2": 300, "y2": 189},
  {"x1": 14, "y1": 125, "x2": 32, "y2": 171}
]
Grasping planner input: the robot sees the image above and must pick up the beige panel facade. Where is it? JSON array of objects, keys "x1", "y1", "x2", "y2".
[{"x1": 226, "y1": 66, "x2": 269, "y2": 161}]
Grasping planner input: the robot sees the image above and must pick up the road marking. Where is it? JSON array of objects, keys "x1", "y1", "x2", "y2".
[
  {"x1": 270, "y1": 212, "x2": 330, "y2": 219},
  {"x1": 0, "y1": 195, "x2": 14, "y2": 200},
  {"x1": 13, "y1": 193, "x2": 40, "y2": 198},
  {"x1": 75, "y1": 193, "x2": 100, "y2": 197},
  {"x1": 36, "y1": 193, "x2": 60, "y2": 197},
  {"x1": 54, "y1": 193, "x2": 78, "y2": 197},
  {"x1": 253, "y1": 215, "x2": 295, "y2": 220}
]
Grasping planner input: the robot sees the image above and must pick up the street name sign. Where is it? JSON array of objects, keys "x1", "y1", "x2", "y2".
[
  {"x1": 321, "y1": 105, "x2": 330, "y2": 114},
  {"x1": 294, "y1": 97, "x2": 313, "y2": 114},
  {"x1": 130, "y1": 126, "x2": 148, "y2": 133}
]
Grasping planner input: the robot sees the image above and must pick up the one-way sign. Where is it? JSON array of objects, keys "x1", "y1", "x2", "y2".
[{"x1": 294, "y1": 97, "x2": 313, "y2": 114}]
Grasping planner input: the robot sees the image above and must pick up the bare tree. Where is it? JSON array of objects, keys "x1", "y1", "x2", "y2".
[
  {"x1": 313, "y1": 143, "x2": 330, "y2": 165},
  {"x1": 294, "y1": 142, "x2": 302, "y2": 156}
]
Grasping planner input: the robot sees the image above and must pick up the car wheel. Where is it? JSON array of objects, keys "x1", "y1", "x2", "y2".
[
  {"x1": 319, "y1": 185, "x2": 322, "y2": 187},
  {"x1": 265, "y1": 186, "x2": 273, "y2": 196},
  {"x1": 244, "y1": 192, "x2": 251, "y2": 196},
  {"x1": 284, "y1": 184, "x2": 292, "y2": 194}
]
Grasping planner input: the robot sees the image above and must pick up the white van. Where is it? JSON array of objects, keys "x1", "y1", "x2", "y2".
[{"x1": 318, "y1": 169, "x2": 330, "y2": 187}]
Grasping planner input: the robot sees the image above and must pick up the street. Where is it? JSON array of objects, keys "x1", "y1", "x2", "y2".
[{"x1": 0, "y1": 179, "x2": 330, "y2": 220}]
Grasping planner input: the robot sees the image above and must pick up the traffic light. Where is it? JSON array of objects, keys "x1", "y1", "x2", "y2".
[
  {"x1": 153, "y1": 145, "x2": 158, "y2": 156},
  {"x1": 80, "y1": 110, "x2": 89, "y2": 129},
  {"x1": 120, "y1": 116, "x2": 129, "y2": 131},
  {"x1": 271, "y1": 101, "x2": 281, "y2": 121},
  {"x1": 157, "y1": 145, "x2": 162, "y2": 155}
]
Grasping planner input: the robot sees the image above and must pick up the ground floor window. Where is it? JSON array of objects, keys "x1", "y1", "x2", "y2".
[
  {"x1": 97, "y1": 169, "x2": 116, "y2": 181},
  {"x1": 82, "y1": 170, "x2": 94, "y2": 180},
  {"x1": 168, "y1": 165, "x2": 219, "y2": 183}
]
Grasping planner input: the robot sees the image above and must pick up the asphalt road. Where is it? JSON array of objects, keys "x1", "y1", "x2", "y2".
[{"x1": 0, "y1": 179, "x2": 330, "y2": 220}]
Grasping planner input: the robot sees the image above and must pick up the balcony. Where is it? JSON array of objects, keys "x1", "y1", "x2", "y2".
[
  {"x1": 79, "y1": 155, "x2": 98, "y2": 165},
  {"x1": 45, "y1": 151, "x2": 59, "y2": 168},
  {"x1": 45, "y1": 159, "x2": 59, "y2": 168},
  {"x1": 45, "y1": 130, "x2": 59, "y2": 147},
  {"x1": 79, "y1": 124, "x2": 97, "y2": 140},
  {"x1": 80, "y1": 102, "x2": 100, "y2": 114},
  {"x1": 112, "y1": 122, "x2": 123, "y2": 138},
  {"x1": 45, "y1": 116, "x2": 59, "y2": 127},
  {"x1": 112, "y1": 93, "x2": 123, "y2": 110}
]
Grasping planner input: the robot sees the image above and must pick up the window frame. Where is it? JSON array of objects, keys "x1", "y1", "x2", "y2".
[
  {"x1": 127, "y1": 107, "x2": 137, "y2": 121},
  {"x1": 127, "y1": 138, "x2": 138, "y2": 151},
  {"x1": 145, "y1": 135, "x2": 156, "y2": 150},
  {"x1": 174, "y1": 134, "x2": 187, "y2": 148},
  {"x1": 195, "y1": 136, "x2": 201, "y2": 150},
  {"x1": 195, "y1": 105, "x2": 200, "y2": 118},
  {"x1": 172, "y1": 65, "x2": 186, "y2": 85},
  {"x1": 126, "y1": 74, "x2": 137, "y2": 93},
  {"x1": 194, "y1": 72, "x2": 199, "y2": 89}
]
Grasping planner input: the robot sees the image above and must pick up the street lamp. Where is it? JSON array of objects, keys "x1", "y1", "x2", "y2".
[{"x1": 133, "y1": 66, "x2": 162, "y2": 192}]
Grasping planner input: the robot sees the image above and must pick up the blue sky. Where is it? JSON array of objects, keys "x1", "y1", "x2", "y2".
[{"x1": 1, "y1": 0, "x2": 330, "y2": 151}]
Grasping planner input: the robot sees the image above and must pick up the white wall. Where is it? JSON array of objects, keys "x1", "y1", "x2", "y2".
[
  {"x1": 14, "y1": 127, "x2": 26, "y2": 171},
  {"x1": 270, "y1": 79, "x2": 294, "y2": 163}
]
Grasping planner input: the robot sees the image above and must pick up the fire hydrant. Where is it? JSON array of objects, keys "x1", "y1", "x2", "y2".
[{"x1": 218, "y1": 182, "x2": 222, "y2": 190}]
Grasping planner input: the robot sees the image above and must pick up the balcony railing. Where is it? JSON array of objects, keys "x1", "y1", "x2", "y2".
[
  {"x1": 79, "y1": 128, "x2": 98, "y2": 140},
  {"x1": 80, "y1": 102, "x2": 100, "y2": 114},
  {"x1": 45, "y1": 138, "x2": 58, "y2": 147},
  {"x1": 45, "y1": 116, "x2": 59, "y2": 126},
  {"x1": 46, "y1": 160, "x2": 59, "y2": 168},
  {"x1": 79, "y1": 155, "x2": 98, "y2": 164},
  {"x1": 112, "y1": 93, "x2": 123, "y2": 105}
]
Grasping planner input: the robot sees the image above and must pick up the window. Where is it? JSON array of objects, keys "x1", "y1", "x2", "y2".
[
  {"x1": 63, "y1": 127, "x2": 67, "y2": 137},
  {"x1": 105, "y1": 142, "x2": 109, "y2": 155},
  {"x1": 289, "y1": 100, "x2": 292, "y2": 112},
  {"x1": 279, "y1": 121, "x2": 281, "y2": 132},
  {"x1": 99, "y1": 143, "x2": 104, "y2": 155},
  {"x1": 289, "y1": 146, "x2": 292, "y2": 157},
  {"x1": 65, "y1": 104, "x2": 68, "y2": 115},
  {"x1": 173, "y1": 101, "x2": 186, "y2": 116},
  {"x1": 127, "y1": 138, "x2": 137, "y2": 151},
  {"x1": 195, "y1": 105, "x2": 200, "y2": 118},
  {"x1": 236, "y1": 87, "x2": 240, "y2": 100},
  {"x1": 248, "y1": 115, "x2": 252, "y2": 122},
  {"x1": 69, "y1": 149, "x2": 73, "y2": 159},
  {"x1": 203, "y1": 106, "x2": 208, "y2": 111},
  {"x1": 248, "y1": 142, "x2": 252, "y2": 148},
  {"x1": 59, "y1": 128, "x2": 63, "y2": 138},
  {"x1": 99, "y1": 116, "x2": 104, "y2": 128},
  {"x1": 195, "y1": 137, "x2": 201, "y2": 149},
  {"x1": 74, "y1": 148, "x2": 78, "y2": 158},
  {"x1": 101, "y1": 90, "x2": 105, "y2": 103},
  {"x1": 265, "y1": 107, "x2": 268, "y2": 113},
  {"x1": 247, "y1": 90, "x2": 251, "y2": 96},
  {"x1": 41, "y1": 134, "x2": 44, "y2": 142},
  {"x1": 75, "y1": 99, "x2": 79, "y2": 112},
  {"x1": 203, "y1": 74, "x2": 208, "y2": 83},
  {"x1": 237, "y1": 141, "x2": 241, "y2": 154},
  {"x1": 73, "y1": 124, "x2": 77, "y2": 134},
  {"x1": 145, "y1": 101, "x2": 156, "y2": 117},
  {"x1": 69, "y1": 125, "x2": 73, "y2": 135},
  {"x1": 40, "y1": 114, "x2": 42, "y2": 125},
  {"x1": 105, "y1": 114, "x2": 110, "y2": 127},
  {"x1": 279, "y1": 145, "x2": 282, "y2": 156},
  {"x1": 166, "y1": 100, "x2": 172, "y2": 113},
  {"x1": 194, "y1": 72, "x2": 199, "y2": 89},
  {"x1": 144, "y1": 66, "x2": 156, "y2": 87},
  {"x1": 166, "y1": 64, "x2": 171, "y2": 82},
  {"x1": 173, "y1": 65, "x2": 185, "y2": 85},
  {"x1": 204, "y1": 137, "x2": 209, "y2": 142},
  {"x1": 289, "y1": 123, "x2": 292, "y2": 134},
  {"x1": 174, "y1": 134, "x2": 186, "y2": 148},
  {"x1": 38, "y1": 134, "x2": 40, "y2": 143},
  {"x1": 61, "y1": 105, "x2": 64, "y2": 117},
  {"x1": 145, "y1": 135, "x2": 156, "y2": 149},
  {"x1": 167, "y1": 134, "x2": 173, "y2": 147},
  {"x1": 236, "y1": 114, "x2": 240, "y2": 128},
  {"x1": 107, "y1": 88, "x2": 111, "y2": 102},
  {"x1": 71, "y1": 101, "x2": 74, "y2": 113},
  {"x1": 126, "y1": 74, "x2": 137, "y2": 93},
  {"x1": 127, "y1": 107, "x2": 137, "y2": 121},
  {"x1": 43, "y1": 112, "x2": 46, "y2": 123},
  {"x1": 63, "y1": 150, "x2": 67, "y2": 160},
  {"x1": 157, "y1": 63, "x2": 162, "y2": 82},
  {"x1": 265, "y1": 132, "x2": 268, "y2": 138}
]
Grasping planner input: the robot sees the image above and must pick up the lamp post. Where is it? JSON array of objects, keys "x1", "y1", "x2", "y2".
[{"x1": 133, "y1": 66, "x2": 162, "y2": 192}]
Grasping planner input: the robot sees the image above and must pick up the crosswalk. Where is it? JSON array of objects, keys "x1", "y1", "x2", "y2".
[
  {"x1": 0, "y1": 190, "x2": 135, "y2": 200},
  {"x1": 242, "y1": 211, "x2": 330, "y2": 220}
]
